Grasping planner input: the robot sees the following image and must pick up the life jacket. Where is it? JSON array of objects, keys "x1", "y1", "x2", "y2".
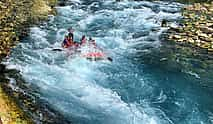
[
  {"x1": 62, "y1": 38, "x2": 73, "y2": 48},
  {"x1": 67, "y1": 38, "x2": 73, "y2": 46},
  {"x1": 62, "y1": 39, "x2": 68, "y2": 48}
]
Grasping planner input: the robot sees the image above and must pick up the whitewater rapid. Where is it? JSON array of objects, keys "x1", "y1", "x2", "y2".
[{"x1": 5, "y1": 0, "x2": 212, "y2": 124}]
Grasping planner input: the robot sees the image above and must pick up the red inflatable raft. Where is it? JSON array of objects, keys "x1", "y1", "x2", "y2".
[{"x1": 82, "y1": 51, "x2": 106, "y2": 60}]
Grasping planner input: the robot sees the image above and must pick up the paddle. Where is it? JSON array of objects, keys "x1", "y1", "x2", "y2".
[
  {"x1": 107, "y1": 57, "x2": 113, "y2": 62},
  {"x1": 52, "y1": 48, "x2": 63, "y2": 51}
]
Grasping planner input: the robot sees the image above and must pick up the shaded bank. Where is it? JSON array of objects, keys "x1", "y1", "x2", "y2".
[
  {"x1": 0, "y1": 0, "x2": 58, "y2": 123},
  {"x1": 0, "y1": 85, "x2": 31, "y2": 124},
  {"x1": 0, "y1": 68, "x2": 71, "y2": 124}
]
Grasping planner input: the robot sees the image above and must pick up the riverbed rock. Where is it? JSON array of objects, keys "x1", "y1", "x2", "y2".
[
  {"x1": 200, "y1": 26, "x2": 213, "y2": 34},
  {"x1": 168, "y1": 1, "x2": 213, "y2": 52},
  {"x1": 188, "y1": 38, "x2": 195, "y2": 43}
]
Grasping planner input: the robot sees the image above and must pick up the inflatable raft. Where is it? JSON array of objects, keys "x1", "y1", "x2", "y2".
[
  {"x1": 82, "y1": 51, "x2": 106, "y2": 60},
  {"x1": 52, "y1": 43, "x2": 112, "y2": 61}
]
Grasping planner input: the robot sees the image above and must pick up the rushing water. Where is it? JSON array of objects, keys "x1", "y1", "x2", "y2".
[{"x1": 4, "y1": 0, "x2": 213, "y2": 124}]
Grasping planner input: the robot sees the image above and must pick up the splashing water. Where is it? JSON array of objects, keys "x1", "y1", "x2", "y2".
[{"x1": 4, "y1": 0, "x2": 213, "y2": 124}]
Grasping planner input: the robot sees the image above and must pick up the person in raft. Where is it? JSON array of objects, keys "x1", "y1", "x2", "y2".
[
  {"x1": 68, "y1": 27, "x2": 74, "y2": 40},
  {"x1": 62, "y1": 27, "x2": 76, "y2": 48},
  {"x1": 89, "y1": 37, "x2": 97, "y2": 47},
  {"x1": 80, "y1": 35, "x2": 87, "y2": 45},
  {"x1": 62, "y1": 35, "x2": 72, "y2": 48}
]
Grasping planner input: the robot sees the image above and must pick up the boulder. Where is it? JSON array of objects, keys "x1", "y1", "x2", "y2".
[
  {"x1": 198, "y1": 32, "x2": 208, "y2": 38},
  {"x1": 161, "y1": 19, "x2": 167, "y2": 27},
  {"x1": 178, "y1": 38, "x2": 187, "y2": 42},
  {"x1": 0, "y1": 64, "x2": 5, "y2": 73},
  {"x1": 200, "y1": 26, "x2": 213, "y2": 34},
  {"x1": 172, "y1": 34, "x2": 182, "y2": 39},
  {"x1": 200, "y1": 36, "x2": 213, "y2": 42},
  {"x1": 188, "y1": 38, "x2": 195, "y2": 44}
]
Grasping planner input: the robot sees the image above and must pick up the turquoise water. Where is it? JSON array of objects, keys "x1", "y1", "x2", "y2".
[{"x1": 5, "y1": 0, "x2": 213, "y2": 124}]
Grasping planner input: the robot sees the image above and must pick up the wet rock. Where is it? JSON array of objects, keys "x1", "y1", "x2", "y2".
[
  {"x1": 168, "y1": 1, "x2": 213, "y2": 52},
  {"x1": 0, "y1": 0, "x2": 57, "y2": 58},
  {"x1": 199, "y1": 36, "x2": 213, "y2": 42},
  {"x1": 188, "y1": 38, "x2": 194, "y2": 43},
  {"x1": 198, "y1": 32, "x2": 208, "y2": 38},
  {"x1": 171, "y1": 34, "x2": 182, "y2": 39},
  {"x1": 200, "y1": 26, "x2": 213, "y2": 34},
  {"x1": 0, "y1": 64, "x2": 5, "y2": 73},
  {"x1": 1, "y1": 71, "x2": 72, "y2": 124},
  {"x1": 161, "y1": 19, "x2": 167, "y2": 27},
  {"x1": 58, "y1": 0, "x2": 66, "y2": 6}
]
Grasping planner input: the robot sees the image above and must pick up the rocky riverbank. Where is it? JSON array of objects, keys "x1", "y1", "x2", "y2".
[
  {"x1": 0, "y1": 68, "x2": 71, "y2": 124},
  {"x1": 168, "y1": 1, "x2": 213, "y2": 52},
  {"x1": 0, "y1": 0, "x2": 57, "y2": 123},
  {"x1": 0, "y1": 87, "x2": 31, "y2": 124},
  {"x1": 0, "y1": 0, "x2": 57, "y2": 60}
]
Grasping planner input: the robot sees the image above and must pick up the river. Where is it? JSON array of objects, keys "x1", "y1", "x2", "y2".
[{"x1": 3, "y1": 0, "x2": 213, "y2": 124}]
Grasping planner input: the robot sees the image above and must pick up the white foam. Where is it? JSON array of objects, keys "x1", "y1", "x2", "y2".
[
  {"x1": 4, "y1": 1, "x2": 184, "y2": 124},
  {"x1": 22, "y1": 63, "x2": 158, "y2": 124}
]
